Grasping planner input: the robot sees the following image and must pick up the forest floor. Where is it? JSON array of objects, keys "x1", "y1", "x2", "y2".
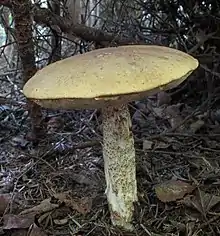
[{"x1": 1, "y1": 63, "x2": 220, "y2": 236}]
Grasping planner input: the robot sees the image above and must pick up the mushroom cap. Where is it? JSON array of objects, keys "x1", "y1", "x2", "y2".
[{"x1": 23, "y1": 45, "x2": 199, "y2": 109}]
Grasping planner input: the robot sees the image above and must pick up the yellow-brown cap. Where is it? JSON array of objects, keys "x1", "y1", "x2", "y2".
[{"x1": 23, "y1": 45, "x2": 199, "y2": 109}]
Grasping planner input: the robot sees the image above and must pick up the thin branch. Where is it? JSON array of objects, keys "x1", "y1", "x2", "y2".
[{"x1": 0, "y1": 0, "x2": 137, "y2": 45}]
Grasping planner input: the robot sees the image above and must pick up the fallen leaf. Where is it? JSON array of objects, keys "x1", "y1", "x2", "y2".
[
  {"x1": 132, "y1": 110, "x2": 147, "y2": 127},
  {"x1": 155, "y1": 180, "x2": 195, "y2": 203},
  {"x1": 164, "y1": 104, "x2": 181, "y2": 117},
  {"x1": 135, "y1": 101, "x2": 147, "y2": 110},
  {"x1": 54, "y1": 192, "x2": 92, "y2": 215},
  {"x1": 0, "y1": 193, "x2": 11, "y2": 215},
  {"x1": 152, "y1": 107, "x2": 165, "y2": 118},
  {"x1": 157, "y1": 91, "x2": 171, "y2": 106},
  {"x1": 20, "y1": 198, "x2": 59, "y2": 216},
  {"x1": 164, "y1": 104, "x2": 184, "y2": 131},
  {"x1": 181, "y1": 189, "x2": 220, "y2": 216},
  {"x1": 20, "y1": 192, "x2": 92, "y2": 219},
  {"x1": 54, "y1": 218, "x2": 68, "y2": 225},
  {"x1": 3, "y1": 213, "x2": 35, "y2": 229}
]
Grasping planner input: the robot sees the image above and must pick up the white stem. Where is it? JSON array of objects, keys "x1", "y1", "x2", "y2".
[{"x1": 102, "y1": 103, "x2": 138, "y2": 231}]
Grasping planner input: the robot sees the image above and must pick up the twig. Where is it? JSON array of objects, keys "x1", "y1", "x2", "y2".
[
  {"x1": 140, "y1": 224, "x2": 152, "y2": 236},
  {"x1": 200, "y1": 64, "x2": 220, "y2": 79}
]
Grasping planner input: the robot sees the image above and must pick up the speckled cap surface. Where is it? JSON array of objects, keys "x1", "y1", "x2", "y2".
[{"x1": 23, "y1": 45, "x2": 199, "y2": 109}]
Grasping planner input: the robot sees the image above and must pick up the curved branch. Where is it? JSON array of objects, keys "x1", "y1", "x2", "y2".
[
  {"x1": 0, "y1": 0, "x2": 135, "y2": 45},
  {"x1": 33, "y1": 6, "x2": 134, "y2": 45}
]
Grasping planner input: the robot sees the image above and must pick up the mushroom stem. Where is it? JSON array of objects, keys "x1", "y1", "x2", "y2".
[{"x1": 102, "y1": 103, "x2": 138, "y2": 230}]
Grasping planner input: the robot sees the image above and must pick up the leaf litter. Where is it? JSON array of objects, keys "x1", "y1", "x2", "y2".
[
  {"x1": 155, "y1": 180, "x2": 195, "y2": 203},
  {"x1": 1, "y1": 76, "x2": 220, "y2": 236}
]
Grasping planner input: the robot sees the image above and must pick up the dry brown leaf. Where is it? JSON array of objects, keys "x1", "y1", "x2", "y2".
[
  {"x1": 3, "y1": 213, "x2": 35, "y2": 230},
  {"x1": 20, "y1": 192, "x2": 92, "y2": 220},
  {"x1": 20, "y1": 198, "x2": 59, "y2": 215},
  {"x1": 155, "y1": 180, "x2": 195, "y2": 203},
  {"x1": 54, "y1": 192, "x2": 92, "y2": 215},
  {"x1": 181, "y1": 189, "x2": 220, "y2": 216}
]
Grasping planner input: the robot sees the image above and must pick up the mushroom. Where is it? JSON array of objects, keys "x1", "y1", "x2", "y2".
[{"x1": 23, "y1": 45, "x2": 199, "y2": 230}]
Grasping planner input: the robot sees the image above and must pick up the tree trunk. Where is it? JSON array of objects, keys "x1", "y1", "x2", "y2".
[
  {"x1": 11, "y1": 0, "x2": 43, "y2": 142},
  {"x1": 1, "y1": 7, "x2": 16, "y2": 68},
  {"x1": 65, "y1": 0, "x2": 81, "y2": 24},
  {"x1": 63, "y1": 0, "x2": 81, "y2": 42},
  {"x1": 48, "y1": 0, "x2": 62, "y2": 63}
]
